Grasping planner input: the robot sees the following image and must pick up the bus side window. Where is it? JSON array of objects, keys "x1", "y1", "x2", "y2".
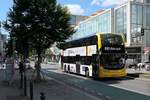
[
  {"x1": 63, "y1": 57, "x2": 65, "y2": 63},
  {"x1": 76, "y1": 55, "x2": 80, "y2": 64},
  {"x1": 85, "y1": 56, "x2": 91, "y2": 65},
  {"x1": 76, "y1": 55, "x2": 80, "y2": 61}
]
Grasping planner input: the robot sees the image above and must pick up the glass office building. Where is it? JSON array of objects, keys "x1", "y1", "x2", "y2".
[
  {"x1": 115, "y1": 0, "x2": 150, "y2": 62},
  {"x1": 115, "y1": 4, "x2": 127, "y2": 41},
  {"x1": 70, "y1": 15, "x2": 88, "y2": 27},
  {"x1": 72, "y1": 9, "x2": 113, "y2": 40},
  {"x1": 72, "y1": 0, "x2": 150, "y2": 62},
  {"x1": 127, "y1": 1, "x2": 150, "y2": 62}
]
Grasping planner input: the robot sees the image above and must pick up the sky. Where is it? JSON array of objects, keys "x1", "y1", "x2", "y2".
[
  {"x1": 0, "y1": 0, "x2": 128, "y2": 35},
  {"x1": 0, "y1": 0, "x2": 13, "y2": 35},
  {"x1": 58, "y1": 0, "x2": 128, "y2": 15}
]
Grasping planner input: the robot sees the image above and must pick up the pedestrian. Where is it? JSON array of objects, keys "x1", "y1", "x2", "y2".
[
  {"x1": 19, "y1": 60, "x2": 25, "y2": 74},
  {"x1": 19, "y1": 59, "x2": 25, "y2": 88}
]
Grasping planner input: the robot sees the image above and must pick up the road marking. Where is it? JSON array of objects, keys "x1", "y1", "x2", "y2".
[{"x1": 109, "y1": 84, "x2": 150, "y2": 96}]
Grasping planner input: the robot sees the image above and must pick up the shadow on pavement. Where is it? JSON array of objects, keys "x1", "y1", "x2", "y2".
[
  {"x1": 42, "y1": 68, "x2": 58, "y2": 70},
  {"x1": 127, "y1": 73, "x2": 141, "y2": 78},
  {"x1": 43, "y1": 67, "x2": 142, "y2": 85},
  {"x1": 92, "y1": 75, "x2": 137, "y2": 84}
]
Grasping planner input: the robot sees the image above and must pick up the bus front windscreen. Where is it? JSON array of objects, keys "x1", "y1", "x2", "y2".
[
  {"x1": 100, "y1": 53, "x2": 125, "y2": 69},
  {"x1": 100, "y1": 34, "x2": 123, "y2": 45},
  {"x1": 100, "y1": 34, "x2": 125, "y2": 53}
]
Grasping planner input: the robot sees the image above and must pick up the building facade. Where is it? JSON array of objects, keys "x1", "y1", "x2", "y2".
[
  {"x1": 117, "y1": 0, "x2": 150, "y2": 62},
  {"x1": 72, "y1": 0, "x2": 150, "y2": 62},
  {"x1": 70, "y1": 15, "x2": 88, "y2": 27},
  {"x1": 71, "y1": 9, "x2": 114, "y2": 40},
  {"x1": 68, "y1": 15, "x2": 88, "y2": 40}
]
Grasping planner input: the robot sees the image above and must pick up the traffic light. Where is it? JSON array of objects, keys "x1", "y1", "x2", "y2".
[{"x1": 141, "y1": 28, "x2": 144, "y2": 36}]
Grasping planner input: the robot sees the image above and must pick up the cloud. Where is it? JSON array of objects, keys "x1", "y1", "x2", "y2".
[
  {"x1": 66, "y1": 4, "x2": 85, "y2": 15},
  {"x1": 101, "y1": 0, "x2": 128, "y2": 7},
  {"x1": 91, "y1": 0, "x2": 101, "y2": 6}
]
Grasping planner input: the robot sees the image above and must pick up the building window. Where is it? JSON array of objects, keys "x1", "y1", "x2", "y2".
[
  {"x1": 146, "y1": 0, "x2": 150, "y2": 3},
  {"x1": 73, "y1": 10, "x2": 112, "y2": 40},
  {"x1": 130, "y1": 4, "x2": 144, "y2": 44},
  {"x1": 131, "y1": 4, "x2": 143, "y2": 32},
  {"x1": 146, "y1": 6, "x2": 150, "y2": 28},
  {"x1": 115, "y1": 5, "x2": 127, "y2": 41}
]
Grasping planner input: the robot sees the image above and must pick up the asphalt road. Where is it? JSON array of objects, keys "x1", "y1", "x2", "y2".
[
  {"x1": 41, "y1": 63, "x2": 150, "y2": 100},
  {"x1": 99, "y1": 77, "x2": 150, "y2": 96}
]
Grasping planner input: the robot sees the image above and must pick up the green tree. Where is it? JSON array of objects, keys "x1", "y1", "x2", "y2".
[
  {"x1": 3, "y1": 0, "x2": 31, "y2": 58},
  {"x1": 4, "y1": 0, "x2": 74, "y2": 80},
  {"x1": 5, "y1": 38, "x2": 13, "y2": 57}
]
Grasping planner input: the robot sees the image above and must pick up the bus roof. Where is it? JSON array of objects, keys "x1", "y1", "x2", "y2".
[
  {"x1": 67, "y1": 33, "x2": 121, "y2": 42},
  {"x1": 60, "y1": 33, "x2": 123, "y2": 49}
]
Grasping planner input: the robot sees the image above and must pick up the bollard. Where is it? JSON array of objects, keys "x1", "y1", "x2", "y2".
[
  {"x1": 24, "y1": 74, "x2": 27, "y2": 96},
  {"x1": 40, "y1": 92, "x2": 45, "y2": 100},
  {"x1": 30, "y1": 81, "x2": 33, "y2": 100},
  {"x1": 20, "y1": 72, "x2": 23, "y2": 88},
  {"x1": 29, "y1": 81, "x2": 33, "y2": 100}
]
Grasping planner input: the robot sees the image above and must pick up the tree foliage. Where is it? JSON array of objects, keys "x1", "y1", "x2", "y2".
[
  {"x1": 3, "y1": 0, "x2": 32, "y2": 58},
  {"x1": 4, "y1": 0, "x2": 74, "y2": 80},
  {"x1": 5, "y1": 38, "x2": 13, "y2": 56}
]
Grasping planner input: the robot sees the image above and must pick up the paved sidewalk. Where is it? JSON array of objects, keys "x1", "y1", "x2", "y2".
[
  {"x1": 127, "y1": 68, "x2": 150, "y2": 79},
  {"x1": 31, "y1": 78, "x2": 101, "y2": 100},
  {"x1": 1, "y1": 63, "x2": 101, "y2": 100},
  {"x1": 127, "y1": 68, "x2": 150, "y2": 74},
  {"x1": 27, "y1": 69, "x2": 100, "y2": 100},
  {"x1": 0, "y1": 69, "x2": 28, "y2": 100}
]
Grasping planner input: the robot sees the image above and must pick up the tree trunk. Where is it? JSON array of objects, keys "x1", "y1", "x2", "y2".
[
  {"x1": 23, "y1": 41, "x2": 29, "y2": 59},
  {"x1": 36, "y1": 50, "x2": 42, "y2": 81}
]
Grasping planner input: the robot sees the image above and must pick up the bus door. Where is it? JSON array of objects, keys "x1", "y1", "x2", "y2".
[
  {"x1": 92, "y1": 54, "x2": 99, "y2": 77},
  {"x1": 76, "y1": 55, "x2": 80, "y2": 74}
]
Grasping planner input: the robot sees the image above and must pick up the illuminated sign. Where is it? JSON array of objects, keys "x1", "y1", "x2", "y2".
[{"x1": 104, "y1": 47, "x2": 121, "y2": 51}]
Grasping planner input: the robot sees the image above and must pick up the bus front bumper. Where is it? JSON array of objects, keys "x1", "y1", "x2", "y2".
[{"x1": 98, "y1": 67, "x2": 127, "y2": 78}]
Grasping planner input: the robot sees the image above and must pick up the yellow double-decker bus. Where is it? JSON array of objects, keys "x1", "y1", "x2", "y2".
[{"x1": 60, "y1": 33, "x2": 127, "y2": 78}]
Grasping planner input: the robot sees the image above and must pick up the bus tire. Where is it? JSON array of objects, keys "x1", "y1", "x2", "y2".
[
  {"x1": 85, "y1": 69, "x2": 89, "y2": 77},
  {"x1": 68, "y1": 65, "x2": 70, "y2": 73}
]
